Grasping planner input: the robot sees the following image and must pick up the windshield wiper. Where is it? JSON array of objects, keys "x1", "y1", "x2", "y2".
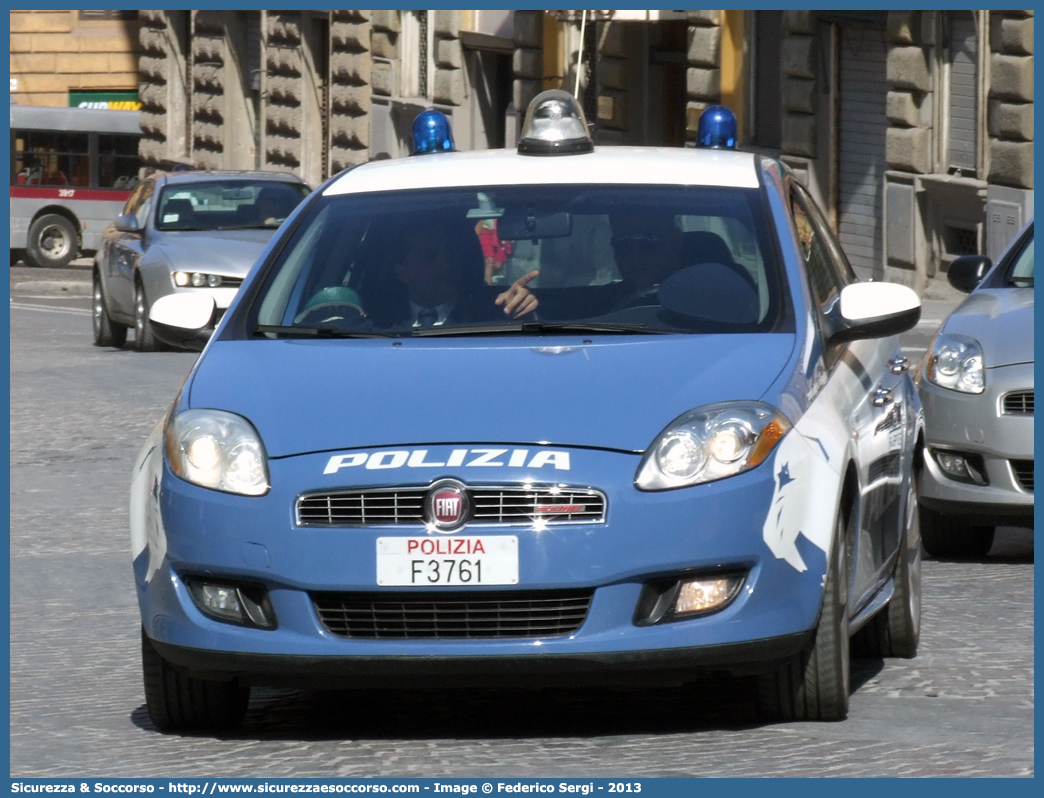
[
  {"x1": 1010, "y1": 276, "x2": 1034, "y2": 287},
  {"x1": 410, "y1": 321, "x2": 673, "y2": 337},
  {"x1": 254, "y1": 324, "x2": 404, "y2": 339},
  {"x1": 217, "y1": 223, "x2": 275, "y2": 230}
]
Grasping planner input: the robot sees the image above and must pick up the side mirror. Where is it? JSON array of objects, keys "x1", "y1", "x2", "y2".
[
  {"x1": 149, "y1": 293, "x2": 217, "y2": 352},
  {"x1": 114, "y1": 213, "x2": 142, "y2": 234},
  {"x1": 947, "y1": 254, "x2": 991, "y2": 293},
  {"x1": 825, "y1": 282, "x2": 921, "y2": 346}
]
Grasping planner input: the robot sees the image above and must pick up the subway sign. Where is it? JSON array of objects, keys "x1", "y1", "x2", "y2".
[{"x1": 68, "y1": 91, "x2": 141, "y2": 111}]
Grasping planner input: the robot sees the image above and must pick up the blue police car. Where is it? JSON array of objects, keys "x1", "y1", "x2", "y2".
[{"x1": 133, "y1": 91, "x2": 924, "y2": 731}]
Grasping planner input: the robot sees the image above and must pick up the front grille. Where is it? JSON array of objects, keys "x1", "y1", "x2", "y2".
[
  {"x1": 297, "y1": 485, "x2": 607, "y2": 527},
  {"x1": 1003, "y1": 391, "x2": 1034, "y2": 415},
  {"x1": 868, "y1": 452, "x2": 902, "y2": 483},
  {"x1": 313, "y1": 589, "x2": 594, "y2": 639},
  {"x1": 299, "y1": 488, "x2": 427, "y2": 526},
  {"x1": 1011, "y1": 460, "x2": 1034, "y2": 492}
]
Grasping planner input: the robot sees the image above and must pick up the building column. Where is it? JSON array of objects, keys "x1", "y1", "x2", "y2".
[
  {"x1": 138, "y1": 10, "x2": 190, "y2": 169},
  {"x1": 512, "y1": 10, "x2": 544, "y2": 140},
  {"x1": 986, "y1": 9, "x2": 1034, "y2": 261},
  {"x1": 685, "y1": 10, "x2": 722, "y2": 142},
  {"x1": 329, "y1": 11, "x2": 371, "y2": 172},
  {"x1": 882, "y1": 11, "x2": 933, "y2": 289}
]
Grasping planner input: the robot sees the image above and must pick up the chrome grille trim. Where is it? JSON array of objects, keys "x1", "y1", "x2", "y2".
[
  {"x1": 312, "y1": 589, "x2": 594, "y2": 639},
  {"x1": 1010, "y1": 460, "x2": 1034, "y2": 492},
  {"x1": 296, "y1": 484, "x2": 607, "y2": 527},
  {"x1": 1002, "y1": 391, "x2": 1034, "y2": 415}
]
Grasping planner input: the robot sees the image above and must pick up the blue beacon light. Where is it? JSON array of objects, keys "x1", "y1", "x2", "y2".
[
  {"x1": 696, "y1": 105, "x2": 738, "y2": 150},
  {"x1": 411, "y1": 109, "x2": 456, "y2": 155}
]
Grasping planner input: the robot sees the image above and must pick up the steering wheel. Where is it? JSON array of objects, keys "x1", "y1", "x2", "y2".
[
  {"x1": 611, "y1": 285, "x2": 660, "y2": 311},
  {"x1": 293, "y1": 301, "x2": 368, "y2": 328}
]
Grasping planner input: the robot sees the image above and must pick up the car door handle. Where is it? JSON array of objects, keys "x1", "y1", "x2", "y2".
[
  {"x1": 872, "y1": 387, "x2": 894, "y2": 407},
  {"x1": 888, "y1": 356, "x2": 909, "y2": 373}
]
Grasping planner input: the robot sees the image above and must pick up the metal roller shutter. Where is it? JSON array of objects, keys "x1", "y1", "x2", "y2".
[
  {"x1": 838, "y1": 25, "x2": 888, "y2": 280},
  {"x1": 948, "y1": 14, "x2": 978, "y2": 171}
]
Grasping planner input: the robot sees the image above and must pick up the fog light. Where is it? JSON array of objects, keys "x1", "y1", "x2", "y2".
[
  {"x1": 937, "y1": 452, "x2": 970, "y2": 478},
  {"x1": 174, "y1": 271, "x2": 190, "y2": 287},
  {"x1": 186, "y1": 579, "x2": 277, "y2": 629},
  {"x1": 200, "y1": 584, "x2": 242, "y2": 619},
  {"x1": 191, "y1": 272, "x2": 206, "y2": 287},
  {"x1": 932, "y1": 448, "x2": 987, "y2": 485},
  {"x1": 674, "y1": 575, "x2": 744, "y2": 616}
]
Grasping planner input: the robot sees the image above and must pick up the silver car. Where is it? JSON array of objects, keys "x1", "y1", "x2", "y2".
[
  {"x1": 917, "y1": 221, "x2": 1034, "y2": 557},
  {"x1": 92, "y1": 170, "x2": 310, "y2": 351}
]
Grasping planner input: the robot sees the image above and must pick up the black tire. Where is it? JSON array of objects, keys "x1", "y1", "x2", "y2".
[
  {"x1": 92, "y1": 271, "x2": 127, "y2": 348},
  {"x1": 11, "y1": 249, "x2": 24, "y2": 266},
  {"x1": 757, "y1": 508, "x2": 851, "y2": 722},
  {"x1": 852, "y1": 478, "x2": 921, "y2": 658},
  {"x1": 26, "y1": 213, "x2": 78, "y2": 268},
  {"x1": 141, "y1": 627, "x2": 249, "y2": 732},
  {"x1": 134, "y1": 280, "x2": 162, "y2": 352},
  {"x1": 920, "y1": 504, "x2": 994, "y2": 559}
]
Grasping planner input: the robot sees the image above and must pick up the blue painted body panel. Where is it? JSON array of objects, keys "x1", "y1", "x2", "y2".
[
  {"x1": 188, "y1": 334, "x2": 797, "y2": 456},
  {"x1": 138, "y1": 443, "x2": 826, "y2": 657}
]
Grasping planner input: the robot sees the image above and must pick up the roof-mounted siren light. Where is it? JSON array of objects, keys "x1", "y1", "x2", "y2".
[
  {"x1": 411, "y1": 109, "x2": 456, "y2": 156},
  {"x1": 517, "y1": 89, "x2": 594, "y2": 156},
  {"x1": 695, "y1": 104, "x2": 738, "y2": 150}
]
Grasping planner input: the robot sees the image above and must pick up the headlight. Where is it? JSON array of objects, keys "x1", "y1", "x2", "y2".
[
  {"x1": 164, "y1": 409, "x2": 270, "y2": 496},
  {"x1": 636, "y1": 402, "x2": 791, "y2": 491},
  {"x1": 924, "y1": 333, "x2": 985, "y2": 394},
  {"x1": 174, "y1": 271, "x2": 226, "y2": 288}
]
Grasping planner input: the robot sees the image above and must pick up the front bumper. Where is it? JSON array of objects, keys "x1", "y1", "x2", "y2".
[
  {"x1": 153, "y1": 632, "x2": 810, "y2": 688},
  {"x1": 134, "y1": 439, "x2": 834, "y2": 688},
  {"x1": 918, "y1": 362, "x2": 1033, "y2": 523}
]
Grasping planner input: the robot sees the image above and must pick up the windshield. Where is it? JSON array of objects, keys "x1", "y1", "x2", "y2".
[
  {"x1": 155, "y1": 180, "x2": 309, "y2": 232},
  {"x1": 250, "y1": 184, "x2": 785, "y2": 337},
  {"x1": 1007, "y1": 231, "x2": 1034, "y2": 287}
]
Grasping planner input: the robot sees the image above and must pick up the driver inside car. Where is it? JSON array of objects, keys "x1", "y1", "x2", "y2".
[
  {"x1": 388, "y1": 222, "x2": 539, "y2": 328},
  {"x1": 297, "y1": 219, "x2": 540, "y2": 331}
]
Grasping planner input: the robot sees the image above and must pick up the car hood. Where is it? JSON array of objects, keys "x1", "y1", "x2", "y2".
[
  {"x1": 189, "y1": 334, "x2": 797, "y2": 457},
  {"x1": 942, "y1": 288, "x2": 1034, "y2": 367},
  {"x1": 152, "y1": 229, "x2": 275, "y2": 276}
]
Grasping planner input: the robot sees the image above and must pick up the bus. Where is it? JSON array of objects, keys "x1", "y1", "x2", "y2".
[{"x1": 11, "y1": 104, "x2": 141, "y2": 268}]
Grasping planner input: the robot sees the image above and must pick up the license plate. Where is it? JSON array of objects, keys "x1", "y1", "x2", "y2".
[{"x1": 376, "y1": 536, "x2": 518, "y2": 586}]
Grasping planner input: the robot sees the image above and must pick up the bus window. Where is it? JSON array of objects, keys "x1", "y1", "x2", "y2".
[
  {"x1": 14, "y1": 130, "x2": 90, "y2": 187},
  {"x1": 98, "y1": 134, "x2": 140, "y2": 189},
  {"x1": 10, "y1": 105, "x2": 142, "y2": 266}
]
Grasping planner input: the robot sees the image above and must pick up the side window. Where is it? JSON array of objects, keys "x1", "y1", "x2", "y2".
[
  {"x1": 122, "y1": 183, "x2": 145, "y2": 217},
  {"x1": 795, "y1": 184, "x2": 857, "y2": 285},
  {"x1": 133, "y1": 181, "x2": 155, "y2": 229},
  {"x1": 790, "y1": 187, "x2": 842, "y2": 313}
]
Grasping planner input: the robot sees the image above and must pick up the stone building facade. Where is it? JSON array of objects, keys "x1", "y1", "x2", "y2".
[
  {"x1": 750, "y1": 10, "x2": 1034, "y2": 289},
  {"x1": 137, "y1": 10, "x2": 514, "y2": 187},
  {"x1": 133, "y1": 10, "x2": 1032, "y2": 292},
  {"x1": 10, "y1": 10, "x2": 141, "y2": 108}
]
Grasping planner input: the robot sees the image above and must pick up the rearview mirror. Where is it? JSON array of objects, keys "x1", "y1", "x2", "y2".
[
  {"x1": 114, "y1": 213, "x2": 142, "y2": 234},
  {"x1": 825, "y1": 282, "x2": 921, "y2": 346},
  {"x1": 947, "y1": 254, "x2": 991, "y2": 293},
  {"x1": 149, "y1": 293, "x2": 217, "y2": 352},
  {"x1": 497, "y1": 209, "x2": 572, "y2": 240}
]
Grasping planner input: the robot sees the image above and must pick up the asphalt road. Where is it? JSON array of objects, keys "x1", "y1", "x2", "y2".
[{"x1": 8, "y1": 268, "x2": 1033, "y2": 777}]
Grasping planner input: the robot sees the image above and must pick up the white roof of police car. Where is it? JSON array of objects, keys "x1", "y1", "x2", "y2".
[{"x1": 324, "y1": 146, "x2": 760, "y2": 196}]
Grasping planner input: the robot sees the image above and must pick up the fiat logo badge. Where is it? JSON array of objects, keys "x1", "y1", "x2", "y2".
[{"x1": 425, "y1": 480, "x2": 469, "y2": 532}]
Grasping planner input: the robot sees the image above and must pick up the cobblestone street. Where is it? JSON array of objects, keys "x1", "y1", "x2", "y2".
[{"x1": 9, "y1": 278, "x2": 1033, "y2": 778}]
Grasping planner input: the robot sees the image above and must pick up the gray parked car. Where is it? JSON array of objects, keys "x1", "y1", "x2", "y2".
[
  {"x1": 92, "y1": 170, "x2": 310, "y2": 351},
  {"x1": 917, "y1": 221, "x2": 1034, "y2": 557}
]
